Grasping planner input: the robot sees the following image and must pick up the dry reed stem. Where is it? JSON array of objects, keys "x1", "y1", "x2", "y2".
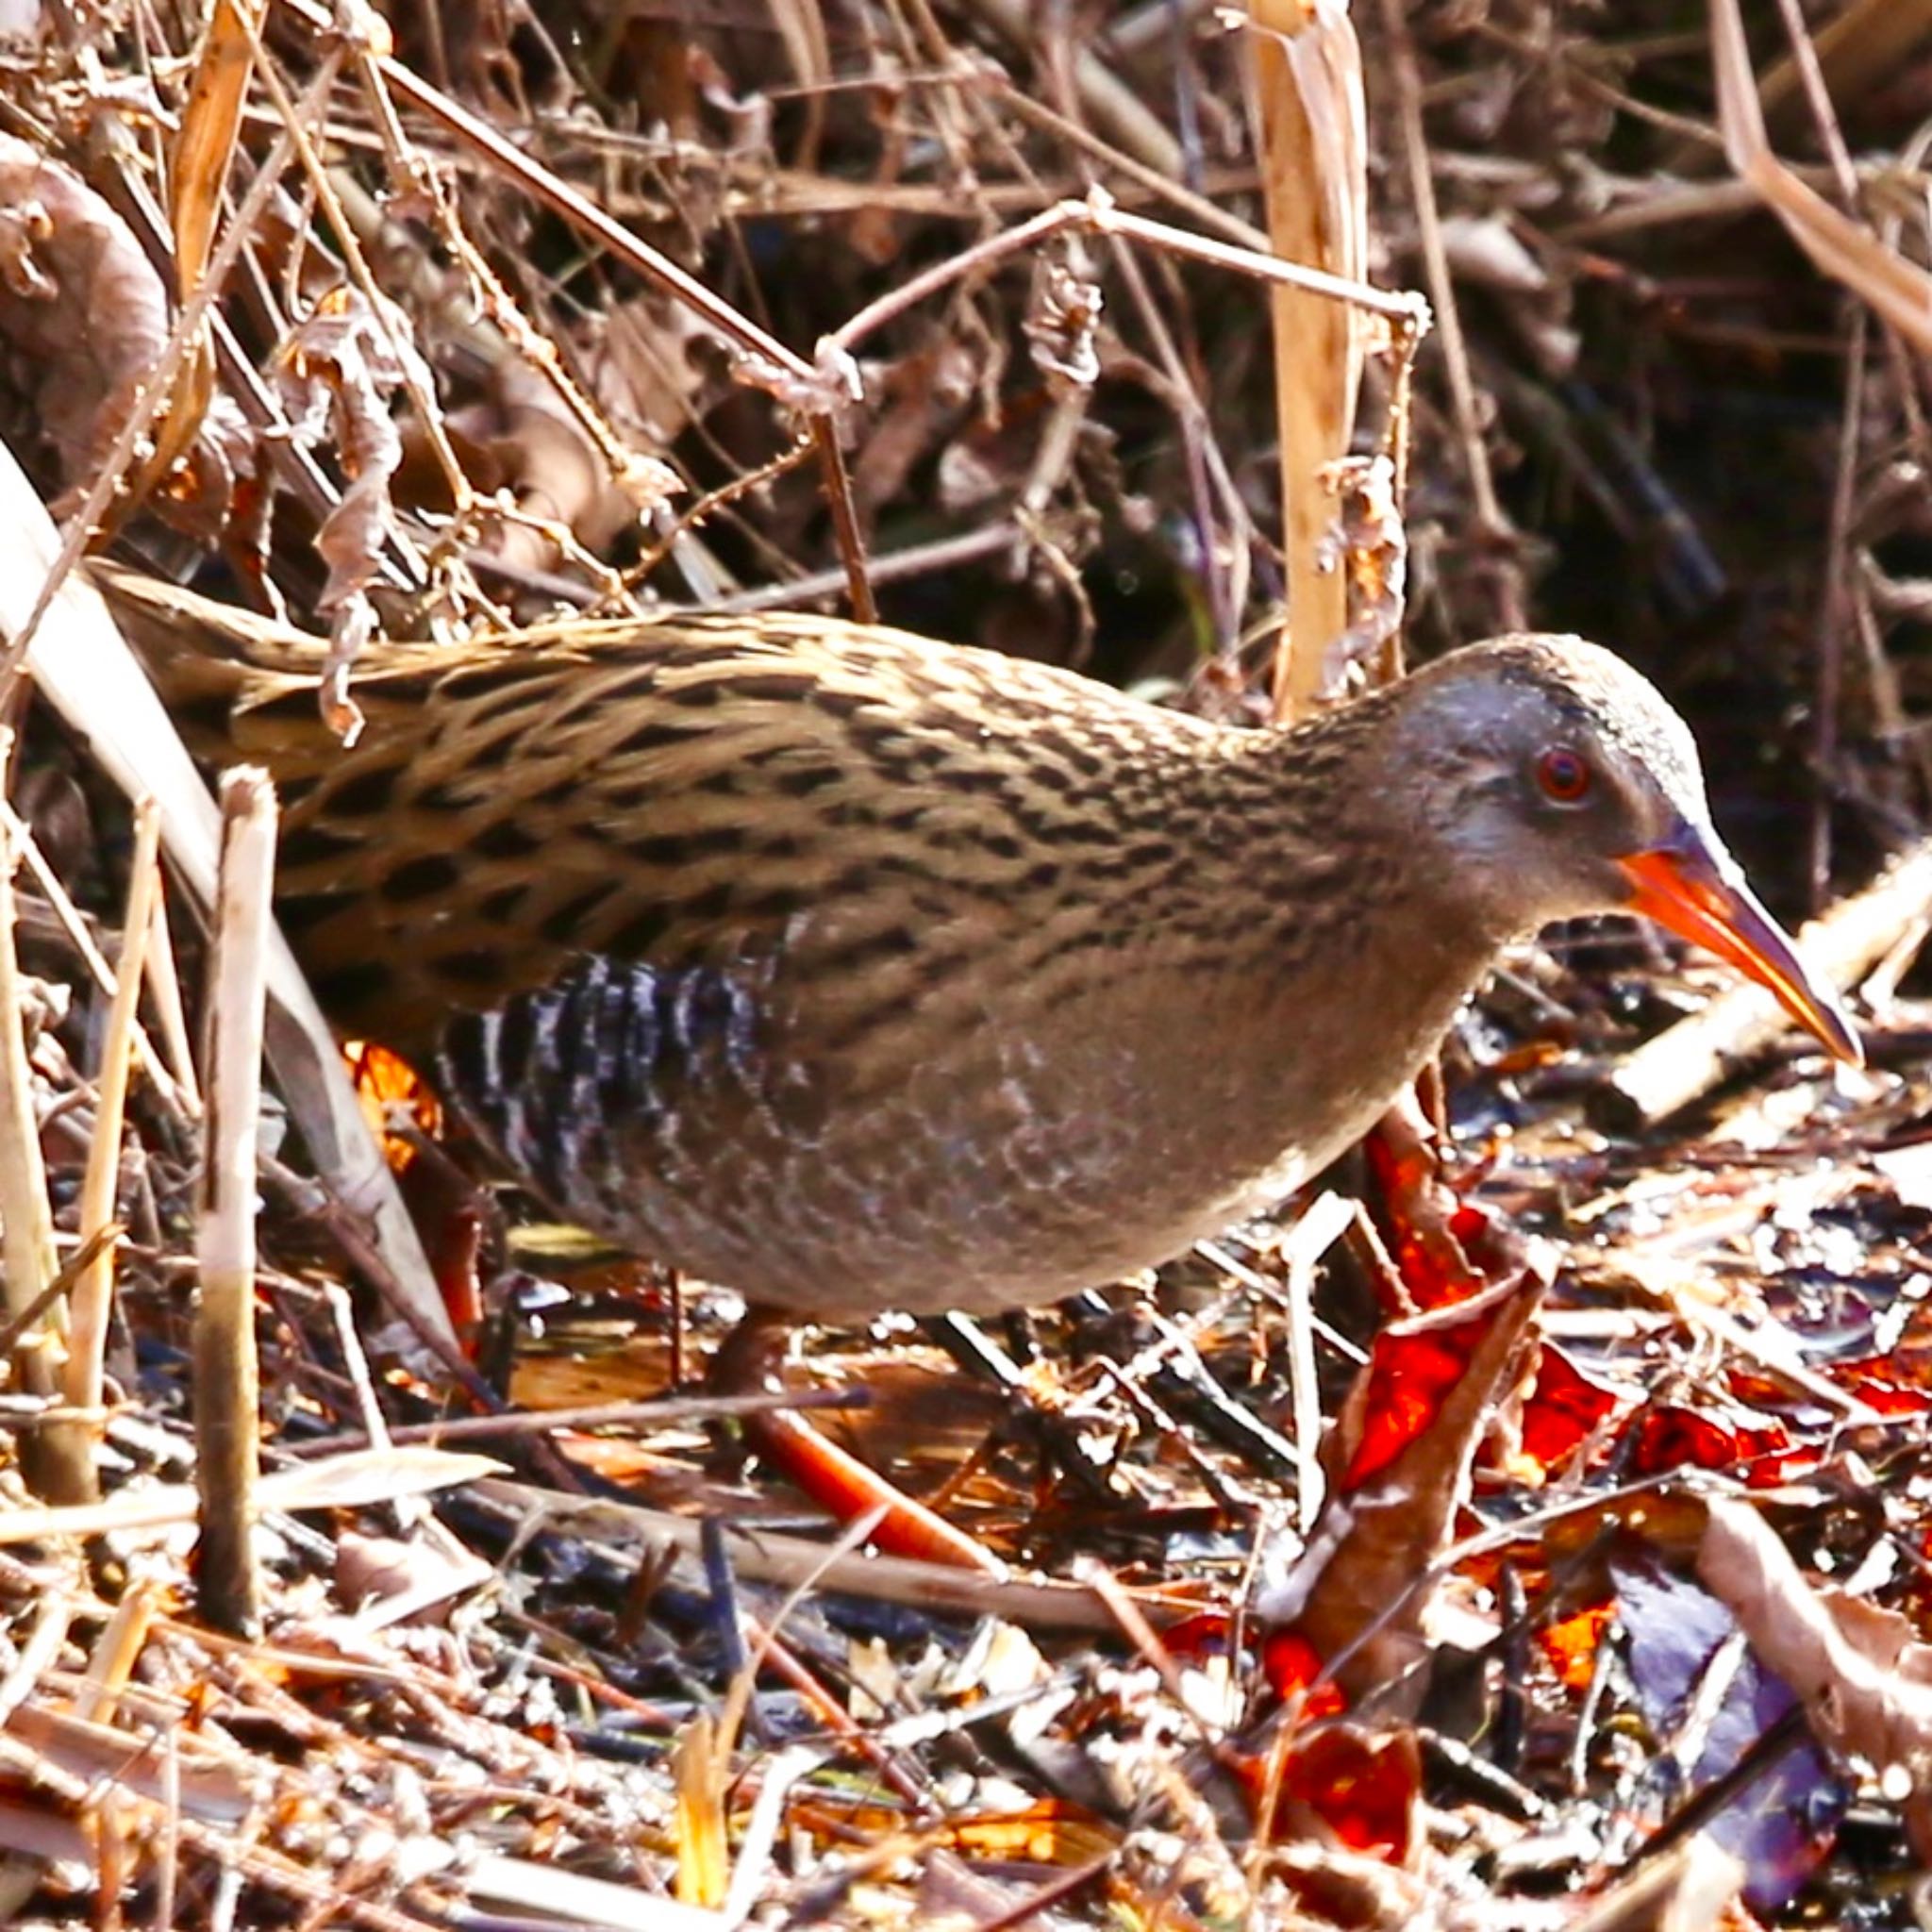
[
  {"x1": 0, "y1": 736, "x2": 65, "y2": 1497},
  {"x1": 1246, "y1": 0, "x2": 1366, "y2": 717},
  {"x1": 1282, "y1": 1190, "x2": 1353, "y2": 1535},
  {"x1": 466, "y1": 1853, "x2": 730, "y2": 1932},
  {"x1": 75, "y1": 1577, "x2": 158, "y2": 1724},
  {"x1": 0, "y1": 1446, "x2": 498, "y2": 1548},
  {"x1": 141, "y1": 888, "x2": 203, "y2": 1118},
  {"x1": 61, "y1": 797, "x2": 163, "y2": 1497},
  {"x1": 192, "y1": 768, "x2": 277, "y2": 1636}
]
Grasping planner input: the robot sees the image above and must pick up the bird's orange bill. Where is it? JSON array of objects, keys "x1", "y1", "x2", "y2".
[{"x1": 1618, "y1": 846, "x2": 1862, "y2": 1066}]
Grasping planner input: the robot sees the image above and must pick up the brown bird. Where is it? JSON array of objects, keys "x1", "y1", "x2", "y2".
[
  {"x1": 101, "y1": 573, "x2": 1857, "y2": 1341},
  {"x1": 99, "y1": 572, "x2": 1860, "y2": 1560},
  {"x1": 102, "y1": 564, "x2": 1855, "y2": 1475}
]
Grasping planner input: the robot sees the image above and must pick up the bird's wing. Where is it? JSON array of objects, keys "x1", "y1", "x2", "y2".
[{"x1": 94, "y1": 568, "x2": 1192, "y2": 1055}]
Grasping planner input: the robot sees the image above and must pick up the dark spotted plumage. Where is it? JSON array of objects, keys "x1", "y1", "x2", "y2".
[{"x1": 101, "y1": 569, "x2": 1837, "y2": 1317}]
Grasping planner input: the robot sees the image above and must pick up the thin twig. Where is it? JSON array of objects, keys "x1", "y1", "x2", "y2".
[
  {"x1": 287, "y1": 1385, "x2": 865, "y2": 1455},
  {"x1": 1374, "y1": 0, "x2": 1515, "y2": 611},
  {"x1": 823, "y1": 188, "x2": 1424, "y2": 362},
  {"x1": 62, "y1": 798, "x2": 163, "y2": 1499},
  {"x1": 0, "y1": 765, "x2": 68, "y2": 1500},
  {"x1": 193, "y1": 769, "x2": 277, "y2": 1637},
  {"x1": 0, "y1": 801, "x2": 189, "y2": 1118},
  {"x1": 0, "y1": 1225, "x2": 118, "y2": 1361},
  {"x1": 141, "y1": 883, "x2": 202, "y2": 1120}
]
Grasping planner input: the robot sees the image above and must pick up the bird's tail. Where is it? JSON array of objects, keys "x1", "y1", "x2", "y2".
[
  {"x1": 81, "y1": 560, "x2": 474, "y2": 774},
  {"x1": 87, "y1": 559, "x2": 333, "y2": 679},
  {"x1": 82, "y1": 561, "x2": 336, "y2": 754}
]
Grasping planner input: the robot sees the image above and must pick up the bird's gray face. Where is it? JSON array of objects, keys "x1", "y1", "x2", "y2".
[{"x1": 1393, "y1": 636, "x2": 1860, "y2": 1063}]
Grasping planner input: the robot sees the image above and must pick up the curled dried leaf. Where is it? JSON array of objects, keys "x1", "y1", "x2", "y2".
[
  {"x1": 0, "y1": 135, "x2": 180, "y2": 490},
  {"x1": 1024, "y1": 250, "x2": 1104, "y2": 392},
  {"x1": 275, "y1": 285, "x2": 431, "y2": 615}
]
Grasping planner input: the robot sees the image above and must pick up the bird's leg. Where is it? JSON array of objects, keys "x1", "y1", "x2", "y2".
[
  {"x1": 712, "y1": 1305, "x2": 1007, "y2": 1576},
  {"x1": 925, "y1": 1312, "x2": 1124, "y2": 1506}
]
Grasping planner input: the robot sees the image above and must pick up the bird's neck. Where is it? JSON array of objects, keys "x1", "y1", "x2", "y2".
[
  {"x1": 1028, "y1": 703, "x2": 1506, "y2": 1231},
  {"x1": 1158, "y1": 703, "x2": 1506, "y2": 1113},
  {"x1": 1181, "y1": 692, "x2": 1510, "y2": 964}
]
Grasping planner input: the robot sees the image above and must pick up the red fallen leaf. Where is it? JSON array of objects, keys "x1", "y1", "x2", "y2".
[
  {"x1": 1627, "y1": 1403, "x2": 1798, "y2": 1483},
  {"x1": 1266, "y1": 1266, "x2": 1548, "y2": 1701},
  {"x1": 1539, "y1": 1600, "x2": 1614, "y2": 1691},
  {"x1": 1362, "y1": 1114, "x2": 1490, "y2": 1313},
  {"x1": 391, "y1": 1137, "x2": 487, "y2": 1337},
  {"x1": 1260, "y1": 1630, "x2": 1349, "y2": 1714},
  {"x1": 1831, "y1": 1357, "x2": 1932, "y2": 1416},
  {"x1": 1517, "y1": 1341, "x2": 1627, "y2": 1475},
  {"x1": 1269, "y1": 1725, "x2": 1423, "y2": 1863},
  {"x1": 1344, "y1": 1326, "x2": 1472, "y2": 1490},
  {"x1": 1746, "y1": 1453, "x2": 1823, "y2": 1489},
  {"x1": 1724, "y1": 1366, "x2": 1802, "y2": 1410},
  {"x1": 1342, "y1": 1291, "x2": 1531, "y2": 1491},
  {"x1": 344, "y1": 1037, "x2": 442, "y2": 1164},
  {"x1": 343, "y1": 1043, "x2": 491, "y2": 1334},
  {"x1": 1161, "y1": 1609, "x2": 1235, "y2": 1659}
]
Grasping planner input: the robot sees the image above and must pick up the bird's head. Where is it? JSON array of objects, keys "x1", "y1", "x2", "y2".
[{"x1": 1384, "y1": 634, "x2": 1860, "y2": 1064}]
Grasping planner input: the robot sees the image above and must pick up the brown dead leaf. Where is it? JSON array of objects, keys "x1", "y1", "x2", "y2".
[
  {"x1": 0, "y1": 133, "x2": 258, "y2": 537},
  {"x1": 1268, "y1": 1839, "x2": 1431, "y2": 1930},
  {"x1": 275, "y1": 284, "x2": 431, "y2": 616},
  {"x1": 445, "y1": 357, "x2": 680, "y2": 572},
  {"x1": 0, "y1": 135, "x2": 180, "y2": 489},
  {"x1": 1696, "y1": 1492, "x2": 1932, "y2": 1857},
  {"x1": 335, "y1": 1530, "x2": 491, "y2": 1622},
  {"x1": 1571, "y1": 1834, "x2": 1746, "y2": 1932},
  {"x1": 850, "y1": 337, "x2": 978, "y2": 516}
]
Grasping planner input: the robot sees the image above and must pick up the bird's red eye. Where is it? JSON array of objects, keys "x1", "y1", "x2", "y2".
[{"x1": 1537, "y1": 747, "x2": 1591, "y2": 803}]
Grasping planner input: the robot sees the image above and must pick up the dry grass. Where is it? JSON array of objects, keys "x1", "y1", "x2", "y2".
[{"x1": 0, "y1": 2, "x2": 1927, "y2": 1925}]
